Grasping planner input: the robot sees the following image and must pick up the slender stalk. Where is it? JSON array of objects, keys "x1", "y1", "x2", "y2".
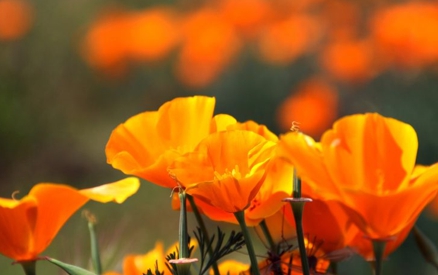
[
  {"x1": 20, "y1": 261, "x2": 36, "y2": 275},
  {"x1": 290, "y1": 201, "x2": 310, "y2": 275},
  {"x1": 259, "y1": 219, "x2": 277, "y2": 254},
  {"x1": 372, "y1": 240, "x2": 386, "y2": 275},
  {"x1": 292, "y1": 167, "x2": 301, "y2": 198},
  {"x1": 178, "y1": 191, "x2": 189, "y2": 259},
  {"x1": 187, "y1": 195, "x2": 220, "y2": 275},
  {"x1": 234, "y1": 211, "x2": 261, "y2": 275},
  {"x1": 88, "y1": 220, "x2": 102, "y2": 275}
]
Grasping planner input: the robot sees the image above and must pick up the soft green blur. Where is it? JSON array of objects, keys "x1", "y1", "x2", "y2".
[{"x1": 2, "y1": 0, "x2": 438, "y2": 274}]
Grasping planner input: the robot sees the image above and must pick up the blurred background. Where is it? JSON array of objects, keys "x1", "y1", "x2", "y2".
[{"x1": 1, "y1": 0, "x2": 438, "y2": 274}]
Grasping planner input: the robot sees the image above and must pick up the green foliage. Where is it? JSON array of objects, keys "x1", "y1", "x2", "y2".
[
  {"x1": 45, "y1": 257, "x2": 96, "y2": 275},
  {"x1": 194, "y1": 227, "x2": 246, "y2": 275}
]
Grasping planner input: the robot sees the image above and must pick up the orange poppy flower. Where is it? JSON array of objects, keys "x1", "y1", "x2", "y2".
[
  {"x1": 209, "y1": 259, "x2": 249, "y2": 275},
  {"x1": 370, "y1": 2, "x2": 438, "y2": 69},
  {"x1": 106, "y1": 96, "x2": 218, "y2": 189},
  {"x1": 104, "y1": 240, "x2": 197, "y2": 275},
  {"x1": 169, "y1": 130, "x2": 276, "y2": 213},
  {"x1": 278, "y1": 113, "x2": 438, "y2": 240},
  {"x1": 175, "y1": 9, "x2": 241, "y2": 88},
  {"x1": 0, "y1": 177, "x2": 139, "y2": 262},
  {"x1": 276, "y1": 77, "x2": 338, "y2": 138},
  {"x1": 125, "y1": 8, "x2": 180, "y2": 62},
  {"x1": 0, "y1": 0, "x2": 33, "y2": 41}
]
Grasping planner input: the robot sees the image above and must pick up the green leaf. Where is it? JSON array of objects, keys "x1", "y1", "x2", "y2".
[
  {"x1": 413, "y1": 226, "x2": 438, "y2": 271},
  {"x1": 45, "y1": 257, "x2": 97, "y2": 275}
]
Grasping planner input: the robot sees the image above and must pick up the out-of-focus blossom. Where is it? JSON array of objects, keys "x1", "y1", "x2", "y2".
[
  {"x1": 276, "y1": 77, "x2": 338, "y2": 138},
  {"x1": 175, "y1": 9, "x2": 241, "y2": 88},
  {"x1": 82, "y1": 7, "x2": 179, "y2": 76},
  {"x1": 257, "y1": 14, "x2": 320, "y2": 65},
  {"x1": 0, "y1": 178, "x2": 139, "y2": 262},
  {"x1": 217, "y1": 0, "x2": 272, "y2": 39},
  {"x1": 0, "y1": 0, "x2": 33, "y2": 41},
  {"x1": 209, "y1": 260, "x2": 249, "y2": 275},
  {"x1": 319, "y1": 38, "x2": 375, "y2": 83},
  {"x1": 370, "y1": 2, "x2": 438, "y2": 69}
]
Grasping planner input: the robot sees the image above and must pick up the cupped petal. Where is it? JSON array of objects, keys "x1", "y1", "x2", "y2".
[
  {"x1": 0, "y1": 197, "x2": 37, "y2": 261},
  {"x1": 209, "y1": 114, "x2": 237, "y2": 132},
  {"x1": 321, "y1": 113, "x2": 417, "y2": 194},
  {"x1": 156, "y1": 96, "x2": 216, "y2": 149},
  {"x1": 79, "y1": 177, "x2": 140, "y2": 203},
  {"x1": 29, "y1": 184, "x2": 90, "y2": 258},
  {"x1": 106, "y1": 96, "x2": 216, "y2": 188},
  {"x1": 227, "y1": 120, "x2": 279, "y2": 142},
  {"x1": 278, "y1": 132, "x2": 339, "y2": 200}
]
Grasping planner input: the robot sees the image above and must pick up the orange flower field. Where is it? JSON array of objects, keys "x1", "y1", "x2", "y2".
[{"x1": 2, "y1": 0, "x2": 438, "y2": 274}]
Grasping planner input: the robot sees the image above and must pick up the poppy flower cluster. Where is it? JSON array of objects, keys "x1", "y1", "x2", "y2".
[
  {"x1": 81, "y1": 0, "x2": 438, "y2": 87},
  {"x1": 2, "y1": 95, "x2": 438, "y2": 275},
  {"x1": 104, "y1": 96, "x2": 438, "y2": 275}
]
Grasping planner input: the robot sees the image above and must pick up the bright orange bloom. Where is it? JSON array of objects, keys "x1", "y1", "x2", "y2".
[
  {"x1": 81, "y1": 9, "x2": 131, "y2": 76},
  {"x1": 217, "y1": 0, "x2": 272, "y2": 39},
  {"x1": 278, "y1": 113, "x2": 438, "y2": 240},
  {"x1": 0, "y1": 0, "x2": 33, "y2": 41},
  {"x1": 257, "y1": 14, "x2": 320, "y2": 65},
  {"x1": 175, "y1": 9, "x2": 241, "y2": 88},
  {"x1": 0, "y1": 178, "x2": 139, "y2": 261},
  {"x1": 169, "y1": 130, "x2": 276, "y2": 213},
  {"x1": 106, "y1": 96, "x2": 237, "y2": 189},
  {"x1": 125, "y1": 8, "x2": 180, "y2": 62},
  {"x1": 276, "y1": 77, "x2": 338, "y2": 138},
  {"x1": 104, "y1": 240, "x2": 196, "y2": 275},
  {"x1": 319, "y1": 38, "x2": 375, "y2": 83},
  {"x1": 370, "y1": 2, "x2": 438, "y2": 69}
]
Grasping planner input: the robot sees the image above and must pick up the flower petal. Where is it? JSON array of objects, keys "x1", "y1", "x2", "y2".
[{"x1": 79, "y1": 177, "x2": 140, "y2": 203}]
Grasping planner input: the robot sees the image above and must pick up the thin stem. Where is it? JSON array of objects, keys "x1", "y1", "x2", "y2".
[
  {"x1": 88, "y1": 221, "x2": 102, "y2": 275},
  {"x1": 187, "y1": 195, "x2": 219, "y2": 275},
  {"x1": 234, "y1": 211, "x2": 260, "y2": 275},
  {"x1": 290, "y1": 201, "x2": 310, "y2": 275},
  {"x1": 178, "y1": 191, "x2": 189, "y2": 259},
  {"x1": 372, "y1": 240, "x2": 386, "y2": 275},
  {"x1": 20, "y1": 261, "x2": 36, "y2": 275},
  {"x1": 292, "y1": 167, "x2": 301, "y2": 198},
  {"x1": 259, "y1": 219, "x2": 277, "y2": 254}
]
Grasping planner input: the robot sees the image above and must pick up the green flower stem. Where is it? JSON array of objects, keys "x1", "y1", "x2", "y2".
[
  {"x1": 372, "y1": 240, "x2": 386, "y2": 275},
  {"x1": 187, "y1": 195, "x2": 220, "y2": 275},
  {"x1": 292, "y1": 167, "x2": 301, "y2": 198},
  {"x1": 289, "y1": 200, "x2": 310, "y2": 275},
  {"x1": 234, "y1": 211, "x2": 260, "y2": 275},
  {"x1": 20, "y1": 261, "x2": 36, "y2": 275},
  {"x1": 259, "y1": 219, "x2": 277, "y2": 254},
  {"x1": 178, "y1": 191, "x2": 189, "y2": 259},
  {"x1": 88, "y1": 220, "x2": 102, "y2": 275}
]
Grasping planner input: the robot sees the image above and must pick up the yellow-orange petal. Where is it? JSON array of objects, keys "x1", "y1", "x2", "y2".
[
  {"x1": 0, "y1": 197, "x2": 37, "y2": 261},
  {"x1": 278, "y1": 132, "x2": 339, "y2": 199},
  {"x1": 123, "y1": 242, "x2": 168, "y2": 275},
  {"x1": 29, "y1": 184, "x2": 90, "y2": 259},
  {"x1": 211, "y1": 260, "x2": 250, "y2": 275},
  {"x1": 321, "y1": 113, "x2": 417, "y2": 194},
  {"x1": 210, "y1": 114, "x2": 237, "y2": 133},
  {"x1": 79, "y1": 177, "x2": 140, "y2": 203}
]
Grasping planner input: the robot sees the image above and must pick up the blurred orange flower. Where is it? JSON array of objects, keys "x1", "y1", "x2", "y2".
[
  {"x1": 278, "y1": 113, "x2": 438, "y2": 240},
  {"x1": 169, "y1": 130, "x2": 276, "y2": 213},
  {"x1": 258, "y1": 14, "x2": 320, "y2": 65},
  {"x1": 0, "y1": 178, "x2": 139, "y2": 262},
  {"x1": 217, "y1": 0, "x2": 272, "y2": 39},
  {"x1": 0, "y1": 0, "x2": 33, "y2": 41},
  {"x1": 175, "y1": 9, "x2": 241, "y2": 88},
  {"x1": 125, "y1": 8, "x2": 180, "y2": 62},
  {"x1": 370, "y1": 2, "x2": 438, "y2": 69},
  {"x1": 319, "y1": 38, "x2": 375, "y2": 83},
  {"x1": 106, "y1": 96, "x2": 238, "y2": 189},
  {"x1": 276, "y1": 77, "x2": 338, "y2": 138},
  {"x1": 209, "y1": 260, "x2": 249, "y2": 275}
]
